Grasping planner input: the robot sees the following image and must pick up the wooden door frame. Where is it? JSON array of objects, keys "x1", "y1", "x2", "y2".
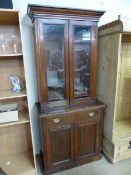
[{"x1": 68, "y1": 20, "x2": 98, "y2": 104}]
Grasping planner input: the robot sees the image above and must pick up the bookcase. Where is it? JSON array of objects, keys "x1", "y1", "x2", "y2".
[
  {"x1": 28, "y1": 4, "x2": 105, "y2": 174},
  {"x1": 97, "y1": 16, "x2": 131, "y2": 163},
  {"x1": 0, "y1": 9, "x2": 36, "y2": 174}
]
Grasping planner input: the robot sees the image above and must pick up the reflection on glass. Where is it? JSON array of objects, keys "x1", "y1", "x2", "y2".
[
  {"x1": 0, "y1": 34, "x2": 5, "y2": 54},
  {"x1": 73, "y1": 26, "x2": 91, "y2": 98},
  {"x1": 44, "y1": 24, "x2": 65, "y2": 102},
  {"x1": 11, "y1": 34, "x2": 17, "y2": 53}
]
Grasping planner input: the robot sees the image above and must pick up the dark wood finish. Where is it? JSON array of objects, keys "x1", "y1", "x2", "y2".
[
  {"x1": 40, "y1": 101, "x2": 104, "y2": 174},
  {"x1": 34, "y1": 18, "x2": 69, "y2": 105},
  {"x1": 44, "y1": 121, "x2": 74, "y2": 168},
  {"x1": 69, "y1": 20, "x2": 97, "y2": 103},
  {"x1": 27, "y1": 4, "x2": 105, "y2": 21},
  {"x1": 76, "y1": 120, "x2": 99, "y2": 160},
  {"x1": 90, "y1": 25, "x2": 98, "y2": 98},
  {"x1": 27, "y1": 4, "x2": 105, "y2": 107},
  {"x1": 27, "y1": 4, "x2": 105, "y2": 175}
]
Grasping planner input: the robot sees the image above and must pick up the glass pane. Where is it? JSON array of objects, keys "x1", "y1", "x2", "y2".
[
  {"x1": 44, "y1": 24, "x2": 65, "y2": 102},
  {"x1": 73, "y1": 26, "x2": 91, "y2": 98}
]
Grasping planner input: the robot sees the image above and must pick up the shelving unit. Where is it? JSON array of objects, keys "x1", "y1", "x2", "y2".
[
  {"x1": 97, "y1": 16, "x2": 131, "y2": 163},
  {"x1": 0, "y1": 9, "x2": 35, "y2": 174}
]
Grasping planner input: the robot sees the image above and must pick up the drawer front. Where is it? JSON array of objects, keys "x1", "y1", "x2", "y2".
[
  {"x1": 119, "y1": 140, "x2": 131, "y2": 155},
  {"x1": 42, "y1": 108, "x2": 101, "y2": 126}
]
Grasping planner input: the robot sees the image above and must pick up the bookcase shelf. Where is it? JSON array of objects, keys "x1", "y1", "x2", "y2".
[
  {"x1": 0, "y1": 152, "x2": 35, "y2": 175},
  {"x1": 0, "y1": 89, "x2": 27, "y2": 100},
  {"x1": 0, "y1": 110, "x2": 29, "y2": 128},
  {"x1": 113, "y1": 119, "x2": 131, "y2": 141},
  {"x1": 0, "y1": 53, "x2": 23, "y2": 57}
]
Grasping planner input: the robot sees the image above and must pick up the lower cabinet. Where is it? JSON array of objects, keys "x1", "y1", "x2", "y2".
[{"x1": 40, "y1": 106, "x2": 104, "y2": 174}]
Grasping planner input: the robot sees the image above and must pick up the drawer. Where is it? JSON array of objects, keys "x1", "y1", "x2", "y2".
[
  {"x1": 41, "y1": 108, "x2": 101, "y2": 126},
  {"x1": 119, "y1": 140, "x2": 131, "y2": 155}
]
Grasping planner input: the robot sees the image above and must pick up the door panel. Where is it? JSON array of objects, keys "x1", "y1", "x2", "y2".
[
  {"x1": 78, "y1": 123, "x2": 96, "y2": 156},
  {"x1": 75, "y1": 120, "x2": 100, "y2": 160},
  {"x1": 51, "y1": 127, "x2": 72, "y2": 163},
  {"x1": 44, "y1": 123, "x2": 74, "y2": 168}
]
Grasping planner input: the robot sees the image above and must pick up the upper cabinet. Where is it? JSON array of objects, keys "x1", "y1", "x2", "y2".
[{"x1": 27, "y1": 4, "x2": 105, "y2": 109}]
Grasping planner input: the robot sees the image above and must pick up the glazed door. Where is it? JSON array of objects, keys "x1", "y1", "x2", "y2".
[
  {"x1": 35, "y1": 18, "x2": 69, "y2": 106},
  {"x1": 75, "y1": 119, "x2": 100, "y2": 161},
  {"x1": 69, "y1": 20, "x2": 97, "y2": 103},
  {"x1": 44, "y1": 123, "x2": 74, "y2": 168}
]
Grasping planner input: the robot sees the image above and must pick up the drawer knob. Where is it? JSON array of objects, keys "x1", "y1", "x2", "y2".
[
  {"x1": 128, "y1": 141, "x2": 131, "y2": 149},
  {"x1": 53, "y1": 118, "x2": 60, "y2": 123},
  {"x1": 88, "y1": 112, "x2": 95, "y2": 117}
]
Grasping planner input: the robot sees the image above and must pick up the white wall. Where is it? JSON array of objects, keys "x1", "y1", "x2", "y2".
[{"x1": 12, "y1": 0, "x2": 131, "y2": 154}]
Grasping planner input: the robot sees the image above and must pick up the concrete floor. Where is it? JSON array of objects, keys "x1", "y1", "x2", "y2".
[{"x1": 36, "y1": 154, "x2": 131, "y2": 175}]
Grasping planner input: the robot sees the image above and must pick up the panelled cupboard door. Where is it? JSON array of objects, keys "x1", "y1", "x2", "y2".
[
  {"x1": 44, "y1": 123, "x2": 74, "y2": 168},
  {"x1": 75, "y1": 119, "x2": 100, "y2": 160},
  {"x1": 34, "y1": 18, "x2": 69, "y2": 106},
  {"x1": 69, "y1": 20, "x2": 97, "y2": 103}
]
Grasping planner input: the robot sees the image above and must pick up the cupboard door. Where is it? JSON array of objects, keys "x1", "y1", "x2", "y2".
[
  {"x1": 35, "y1": 19, "x2": 69, "y2": 106},
  {"x1": 44, "y1": 123, "x2": 74, "y2": 168},
  {"x1": 69, "y1": 20, "x2": 97, "y2": 102},
  {"x1": 75, "y1": 119, "x2": 100, "y2": 160}
]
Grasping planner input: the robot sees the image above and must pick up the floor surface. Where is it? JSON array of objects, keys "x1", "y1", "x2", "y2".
[{"x1": 36, "y1": 154, "x2": 131, "y2": 175}]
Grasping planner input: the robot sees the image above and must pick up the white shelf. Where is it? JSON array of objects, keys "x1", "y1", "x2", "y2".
[
  {"x1": 113, "y1": 119, "x2": 131, "y2": 141},
  {"x1": 0, "y1": 152, "x2": 35, "y2": 175},
  {"x1": 0, "y1": 111, "x2": 29, "y2": 127},
  {"x1": 0, "y1": 89, "x2": 27, "y2": 100}
]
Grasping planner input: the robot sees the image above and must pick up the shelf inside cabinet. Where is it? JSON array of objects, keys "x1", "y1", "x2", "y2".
[
  {"x1": 74, "y1": 40, "x2": 90, "y2": 44},
  {"x1": 0, "y1": 89, "x2": 27, "y2": 100},
  {"x1": 113, "y1": 119, "x2": 131, "y2": 141},
  {"x1": 0, "y1": 151, "x2": 35, "y2": 175},
  {"x1": 0, "y1": 110, "x2": 29, "y2": 128}
]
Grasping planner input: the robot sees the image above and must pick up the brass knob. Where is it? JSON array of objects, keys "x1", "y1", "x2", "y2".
[
  {"x1": 88, "y1": 112, "x2": 95, "y2": 117},
  {"x1": 53, "y1": 118, "x2": 60, "y2": 123}
]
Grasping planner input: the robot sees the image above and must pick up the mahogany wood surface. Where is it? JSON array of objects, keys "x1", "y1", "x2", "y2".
[
  {"x1": 28, "y1": 4, "x2": 105, "y2": 174},
  {"x1": 40, "y1": 102, "x2": 104, "y2": 174}
]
